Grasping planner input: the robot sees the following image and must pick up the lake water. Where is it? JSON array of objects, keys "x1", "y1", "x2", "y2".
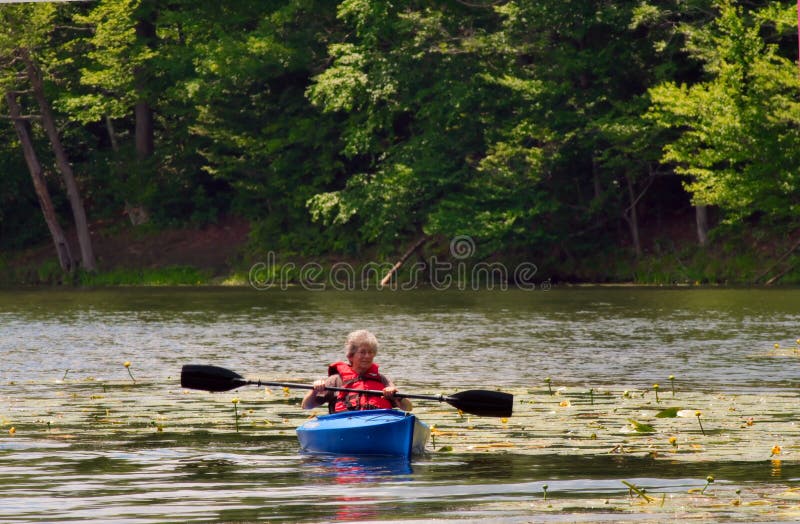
[{"x1": 1, "y1": 287, "x2": 799, "y2": 522}]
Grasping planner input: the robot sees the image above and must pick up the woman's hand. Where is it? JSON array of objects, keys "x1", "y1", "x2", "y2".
[
  {"x1": 312, "y1": 379, "x2": 327, "y2": 393},
  {"x1": 383, "y1": 386, "x2": 398, "y2": 399}
]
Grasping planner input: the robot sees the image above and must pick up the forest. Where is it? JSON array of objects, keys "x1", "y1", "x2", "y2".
[{"x1": 1, "y1": 0, "x2": 799, "y2": 285}]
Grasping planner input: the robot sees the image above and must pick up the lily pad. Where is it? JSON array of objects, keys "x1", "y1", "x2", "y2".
[
  {"x1": 656, "y1": 407, "x2": 683, "y2": 418},
  {"x1": 628, "y1": 419, "x2": 656, "y2": 433}
]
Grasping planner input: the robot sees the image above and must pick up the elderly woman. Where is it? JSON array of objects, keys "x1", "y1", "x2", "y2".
[{"x1": 301, "y1": 330, "x2": 413, "y2": 412}]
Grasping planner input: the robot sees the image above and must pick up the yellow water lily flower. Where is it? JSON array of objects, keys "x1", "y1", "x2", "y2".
[
  {"x1": 771, "y1": 445, "x2": 782, "y2": 457},
  {"x1": 232, "y1": 397, "x2": 240, "y2": 404},
  {"x1": 669, "y1": 436, "x2": 677, "y2": 447},
  {"x1": 695, "y1": 411, "x2": 706, "y2": 435},
  {"x1": 123, "y1": 361, "x2": 136, "y2": 383},
  {"x1": 8, "y1": 427, "x2": 15, "y2": 435}
]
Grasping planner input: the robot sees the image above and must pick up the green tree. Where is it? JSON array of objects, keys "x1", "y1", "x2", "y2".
[
  {"x1": 307, "y1": 1, "x2": 546, "y2": 255},
  {"x1": 648, "y1": 0, "x2": 800, "y2": 224},
  {"x1": 185, "y1": 0, "x2": 350, "y2": 252},
  {"x1": 1, "y1": 3, "x2": 96, "y2": 271}
]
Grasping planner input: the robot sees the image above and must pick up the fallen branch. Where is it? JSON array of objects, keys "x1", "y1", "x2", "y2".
[
  {"x1": 765, "y1": 261, "x2": 799, "y2": 286},
  {"x1": 753, "y1": 235, "x2": 800, "y2": 284},
  {"x1": 379, "y1": 235, "x2": 430, "y2": 287}
]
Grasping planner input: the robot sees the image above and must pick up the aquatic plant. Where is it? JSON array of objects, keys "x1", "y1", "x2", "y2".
[
  {"x1": 63, "y1": 369, "x2": 70, "y2": 380},
  {"x1": 544, "y1": 377, "x2": 553, "y2": 395},
  {"x1": 695, "y1": 411, "x2": 706, "y2": 436},
  {"x1": 589, "y1": 388, "x2": 594, "y2": 405},
  {"x1": 622, "y1": 480, "x2": 654, "y2": 503},
  {"x1": 701, "y1": 475, "x2": 714, "y2": 494},
  {"x1": 771, "y1": 445, "x2": 781, "y2": 457},
  {"x1": 669, "y1": 436, "x2": 677, "y2": 449},
  {"x1": 542, "y1": 484, "x2": 548, "y2": 501},
  {"x1": 628, "y1": 419, "x2": 655, "y2": 433},
  {"x1": 668, "y1": 375, "x2": 675, "y2": 397},
  {"x1": 232, "y1": 397, "x2": 240, "y2": 432},
  {"x1": 655, "y1": 407, "x2": 681, "y2": 418},
  {"x1": 8, "y1": 427, "x2": 15, "y2": 435},
  {"x1": 653, "y1": 384, "x2": 660, "y2": 403},
  {"x1": 123, "y1": 361, "x2": 136, "y2": 383}
]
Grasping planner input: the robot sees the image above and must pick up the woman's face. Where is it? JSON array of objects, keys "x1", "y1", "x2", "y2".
[{"x1": 350, "y1": 344, "x2": 376, "y2": 374}]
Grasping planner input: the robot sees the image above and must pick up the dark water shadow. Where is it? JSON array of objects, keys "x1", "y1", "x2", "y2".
[{"x1": 415, "y1": 452, "x2": 800, "y2": 485}]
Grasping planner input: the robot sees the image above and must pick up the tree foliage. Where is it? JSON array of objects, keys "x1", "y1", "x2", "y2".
[
  {"x1": 648, "y1": 0, "x2": 800, "y2": 222},
  {"x1": 0, "y1": 0, "x2": 798, "y2": 271}
]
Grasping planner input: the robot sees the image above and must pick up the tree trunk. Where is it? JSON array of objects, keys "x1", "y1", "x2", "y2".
[
  {"x1": 695, "y1": 205, "x2": 708, "y2": 247},
  {"x1": 21, "y1": 48, "x2": 97, "y2": 271},
  {"x1": 105, "y1": 114, "x2": 119, "y2": 152},
  {"x1": 134, "y1": 16, "x2": 156, "y2": 160},
  {"x1": 134, "y1": 99, "x2": 154, "y2": 159},
  {"x1": 624, "y1": 174, "x2": 642, "y2": 258},
  {"x1": 592, "y1": 155, "x2": 602, "y2": 202},
  {"x1": 5, "y1": 91, "x2": 74, "y2": 272}
]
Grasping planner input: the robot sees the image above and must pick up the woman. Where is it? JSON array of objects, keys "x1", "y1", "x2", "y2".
[{"x1": 301, "y1": 330, "x2": 413, "y2": 412}]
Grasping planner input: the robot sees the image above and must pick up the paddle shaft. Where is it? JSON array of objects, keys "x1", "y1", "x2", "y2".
[
  {"x1": 242, "y1": 378, "x2": 452, "y2": 403},
  {"x1": 180, "y1": 364, "x2": 513, "y2": 417}
]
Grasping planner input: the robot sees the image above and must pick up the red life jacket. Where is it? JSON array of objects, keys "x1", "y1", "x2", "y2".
[{"x1": 328, "y1": 361, "x2": 394, "y2": 413}]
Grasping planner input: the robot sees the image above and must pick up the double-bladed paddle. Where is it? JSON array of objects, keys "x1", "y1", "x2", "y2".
[{"x1": 181, "y1": 364, "x2": 513, "y2": 418}]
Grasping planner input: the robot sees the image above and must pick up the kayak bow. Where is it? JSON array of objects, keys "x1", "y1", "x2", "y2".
[{"x1": 296, "y1": 409, "x2": 430, "y2": 457}]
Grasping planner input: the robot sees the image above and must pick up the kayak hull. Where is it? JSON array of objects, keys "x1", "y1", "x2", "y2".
[{"x1": 296, "y1": 409, "x2": 430, "y2": 457}]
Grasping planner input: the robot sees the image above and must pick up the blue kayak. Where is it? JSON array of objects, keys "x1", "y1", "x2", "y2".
[{"x1": 296, "y1": 409, "x2": 430, "y2": 457}]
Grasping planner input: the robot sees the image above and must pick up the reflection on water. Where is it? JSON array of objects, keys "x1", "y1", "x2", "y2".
[
  {"x1": 301, "y1": 455, "x2": 413, "y2": 521},
  {"x1": 303, "y1": 454, "x2": 414, "y2": 479},
  {"x1": 1, "y1": 288, "x2": 800, "y2": 522}
]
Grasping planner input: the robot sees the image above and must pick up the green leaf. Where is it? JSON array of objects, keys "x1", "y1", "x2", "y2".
[
  {"x1": 655, "y1": 407, "x2": 682, "y2": 418},
  {"x1": 628, "y1": 419, "x2": 655, "y2": 433}
]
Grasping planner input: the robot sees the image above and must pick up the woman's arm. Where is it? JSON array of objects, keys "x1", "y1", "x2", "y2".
[
  {"x1": 301, "y1": 375, "x2": 342, "y2": 409},
  {"x1": 383, "y1": 378, "x2": 413, "y2": 412}
]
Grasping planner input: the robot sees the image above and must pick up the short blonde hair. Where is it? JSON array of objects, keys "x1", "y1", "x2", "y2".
[{"x1": 344, "y1": 330, "x2": 379, "y2": 359}]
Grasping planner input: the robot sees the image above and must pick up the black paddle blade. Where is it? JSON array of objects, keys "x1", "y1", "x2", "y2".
[
  {"x1": 447, "y1": 389, "x2": 513, "y2": 418},
  {"x1": 181, "y1": 364, "x2": 247, "y2": 392}
]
